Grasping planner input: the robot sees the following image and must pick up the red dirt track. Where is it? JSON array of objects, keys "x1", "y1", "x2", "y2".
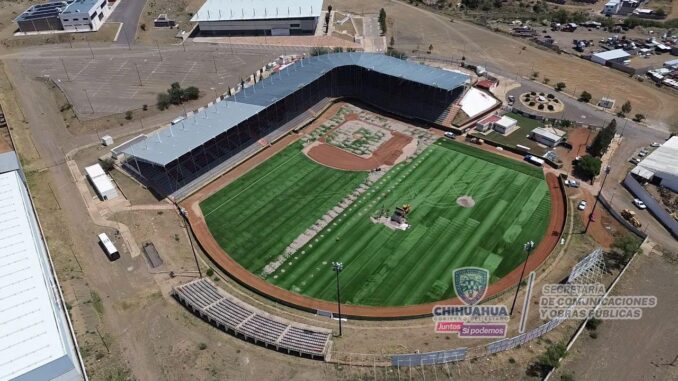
[
  {"x1": 306, "y1": 132, "x2": 412, "y2": 171},
  {"x1": 183, "y1": 164, "x2": 566, "y2": 319}
]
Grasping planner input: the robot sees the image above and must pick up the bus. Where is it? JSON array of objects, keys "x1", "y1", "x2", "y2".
[
  {"x1": 524, "y1": 155, "x2": 545, "y2": 167},
  {"x1": 98, "y1": 233, "x2": 120, "y2": 261}
]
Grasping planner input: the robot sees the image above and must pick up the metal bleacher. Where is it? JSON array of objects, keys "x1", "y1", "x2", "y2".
[{"x1": 172, "y1": 278, "x2": 333, "y2": 360}]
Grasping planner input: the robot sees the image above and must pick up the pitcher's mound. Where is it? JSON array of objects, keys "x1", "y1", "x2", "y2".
[{"x1": 457, "y1": 196, "x2": 476, "y2": 208}]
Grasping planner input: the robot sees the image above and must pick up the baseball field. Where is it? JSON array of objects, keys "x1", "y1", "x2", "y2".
[{"x1": 201, "y1": 139, "x2": 552, "y2": 307}]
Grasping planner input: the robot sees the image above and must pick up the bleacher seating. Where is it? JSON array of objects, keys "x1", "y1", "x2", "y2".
[{"x1": 173, "y1": 279, "x2": 332, "y2": 359}]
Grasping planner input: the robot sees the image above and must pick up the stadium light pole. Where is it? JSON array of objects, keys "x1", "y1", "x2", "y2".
[
  {"x1": 510, "y1": 241, "x2": 535, "y2": 316},
  {"x1": 585, "y1": 165, "x2": 611, "y2": 234},
  {"x1": 332, "y1": 261, "x2": 344, "y2": 337}
]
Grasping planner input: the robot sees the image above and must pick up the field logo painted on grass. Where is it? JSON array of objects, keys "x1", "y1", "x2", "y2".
[{"x1": 433, "y1": 267, "x2": 509, "y2": 338}]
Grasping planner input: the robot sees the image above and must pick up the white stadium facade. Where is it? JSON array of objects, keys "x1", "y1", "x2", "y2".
[
  {"x1": 0, "y1": 151, "x2": 84, "y2": 381},
  {"x1": 191, "y1": 0, "x2": 323, "y2": 36}
]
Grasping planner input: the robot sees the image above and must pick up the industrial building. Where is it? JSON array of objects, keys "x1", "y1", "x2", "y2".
[
  {"x1": 632, "y1": 137, "x2": 678, "y2": 192},
  {"x1": 603, "y1": 0, "x2": 622, "y2": 15},
  {"x1": 16, "y1": 0, "x2": 111, "y2": 33},
  {"x1": 0, "y1": 151, "x2": 84, "y2": 381},
  {"x1": 191, "y1": 0, "x2": 323, "y2": 36},
  {"x1": 591, "y1": 49, "x2": 631, "y2": 65},
  {"x1": 113, "y1": 53, "x2": 469, "y2": 197}
]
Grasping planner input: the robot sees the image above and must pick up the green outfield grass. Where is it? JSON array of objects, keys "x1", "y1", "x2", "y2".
[{"x1": 201, "y1": 139, "x2": 552, "y2": 307}]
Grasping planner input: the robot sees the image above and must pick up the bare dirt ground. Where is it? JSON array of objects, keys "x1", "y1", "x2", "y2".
[
  {"x1": 552, "y1": 249, "x2": 678, "y2": 381},
  {"x1": 306, "y1": 131, "x2": 412, "y2": 171},
  {"x1": 334, "y1": 0, "x2": 678, "y2": 130},
  {"x1": 137, "y1": 0, "x2": 203, "y2": 44}
]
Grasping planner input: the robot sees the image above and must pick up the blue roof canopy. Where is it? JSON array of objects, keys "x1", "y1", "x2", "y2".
[{"x1": 121, "y1": 53, "x2": 469, "y2": 166}]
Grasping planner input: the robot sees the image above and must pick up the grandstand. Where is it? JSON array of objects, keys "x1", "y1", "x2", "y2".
[
  {"x1": 172, "y1": 278, "x2": 332, "y2": 359},
  {"x1": 113, "y1": 53, "x2": 469, "y2": 198}
]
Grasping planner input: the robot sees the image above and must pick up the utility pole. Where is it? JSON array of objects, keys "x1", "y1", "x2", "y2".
[
  {"x1": 332, "y1": 261, "x2": 344, "y2": 336},
  {"x1": 155, "y1": 40, "x2": 163, "y2": 61},
  {"x1": 61, "y1": 58, "x2": 71, "y2": 81},
  {"x1": 510, "y1": 241, "x2": 535, "y2": 316},
  {"x1": 585, "y1": 166, "x2": 611, "y2": 234},
  {"x1": 83, "y1": 89, "x2": 94, "y2": 113},
  {"x1": 134, "y1": 63, "x2": 143, "y2": 86}
]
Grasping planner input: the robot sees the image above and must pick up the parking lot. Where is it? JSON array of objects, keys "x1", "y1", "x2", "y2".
[{"x1": 19, "y1": 43, "x2": 291, "y2": 118}]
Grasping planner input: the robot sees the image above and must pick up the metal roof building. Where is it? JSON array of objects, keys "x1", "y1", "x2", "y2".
[
  {"x1": 15, "y1": 2, "x2": 68, "y2": 33},
  {"x1": 0, "y1": 152, "x2": 84, "y2": 381},
  {"x1": 115, "y1": 53, "x2": 469, "y2": 197},
  {"x1": 191, "y1": 0, "x2": 324, "y2": 35},
  {"x1": 591, "y1": 49, "x2": 630, "y2": 65},
  {"x1": 635, "y1": 137, "x2": 678, "y2": 192}
]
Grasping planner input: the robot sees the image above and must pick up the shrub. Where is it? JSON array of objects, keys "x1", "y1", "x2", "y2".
[
  {"x1": 586, "y1": 317, "x2": 602, "y2": 331},
  {"x1": 140, "y1": 23, "x2": 146, "y2": 31},
  {"x1": 142, "y1": 104, "x2": 148, "y2": 111},
  {"x1": 125, "y1": 111, "x2": 133, "y2": 120},
  {"x1": 634, "y1": 113, "x2": 645, "y2": 122},
  {"x1": 184, "y1": 86, "x2": 200, "y2": 100},
  {"x1": 198, "y1": 342, "x2": 207, "y2": 350},
  {"x1": 555, "y1": 82, "x2": 566, "y2": 91},
  {"x1": 157, "y1": 93, "x2": 171, "y2": 110},
  {"x1": 579, "y1": 91, "x2": 592, "y2": 103},
  {"x1": 206, "y1": 268, "x2": 214, "y2": 277},
  {"x1": 621, "y1": 100, "x2": 632, "y2": 115}
]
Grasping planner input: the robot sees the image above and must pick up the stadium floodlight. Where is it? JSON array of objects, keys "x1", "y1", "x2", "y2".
[
  {"x1": 510, "y1": 241, "x2": 535, "y2": 315},
  {"x1": 332, "y1": 261, "x2": 344, "y2": 336}
]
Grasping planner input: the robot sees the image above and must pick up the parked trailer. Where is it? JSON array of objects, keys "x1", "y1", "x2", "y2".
[
  {"x1": 98, "y1": 233, "x2": 120, "y2": 260},
  {"x1": 525, "y1": 155, "x2": 545, "y2": 167}
]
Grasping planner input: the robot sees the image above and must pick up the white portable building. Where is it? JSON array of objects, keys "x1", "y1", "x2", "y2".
[{"x1": 85, "y1": 163, "x2": 118, "y2": 200}]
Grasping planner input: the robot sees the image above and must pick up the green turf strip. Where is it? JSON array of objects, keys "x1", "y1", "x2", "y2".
[{"x1": 203, "y1": 139, "x2": 552, "y2": 307}]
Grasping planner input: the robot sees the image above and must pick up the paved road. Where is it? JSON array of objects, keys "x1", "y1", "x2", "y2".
[{"x1": 109, "y1": 0, "x2": 147, "y2": 45}]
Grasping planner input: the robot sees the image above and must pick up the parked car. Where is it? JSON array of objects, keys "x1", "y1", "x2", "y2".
[
  {"x1": 444, "y1": 132, "x2": 456, "y2": 139},
  {"x1": 633, "y1": 199, "x2": 647, "y2": 209},
  {"x1": 638, "y1": 151, "x2": 647, "y2": 157},
  {"x1": 650, "y1": 142, "x2": 661, "y2": 147},
  {"x1": 630, "y1": 157, "x2": 641, "y2": 164},
  {"x1": 578, "y1": 200, "x2": 588, "y2": 210},
  {"x1": 507, "y1": 95, "x2": 515, "y2": 103},
  {"x1": 565, "y1": 179, "x2": 579, "y2": 187}
]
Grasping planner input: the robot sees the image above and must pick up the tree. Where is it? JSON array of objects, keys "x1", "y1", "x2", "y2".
[
  {"x1": 543, "y1": 78, "x2": 551, "y2": 85},
  {"x1": 621, "y1": 100, "x2": 632, "y2": 115},
  {"x1": 589, "y1": 119, "x2": 617, "y2": 157},
  {"x1": 168, "y1": 82, "x2": 184, "y2": 105},
  {"x1": 555, "y1": 82, "x2": 566, "y2": 91},
  {"x1": 428, "y1": 44, "x2": 434, "y2": 53},
  {"x1": 531, "y1": 71, "x2": 539, "y2": 79},
  {"x1": 575, "y1": 155, "x2": 602, "y2": 180},
  {"x1": 125, "y1": 111, "x2": 133, "y2": 120},
  {"x1": 531, "y1": 342, "x2": 567, "y2": 376},
  {"x1": 634, "y1": 113, "x2": 645, "y2": 122},
  {"x1": 378, "y1": 8, "x2": 387, "y2": 34},
  {"x1": 579, "y1": 91, "x2": 592, "y2": 103},
  {"x1": 157, "y1": 93, "x2": 171, "y2": 110},
  {"x1": 656, "y1": 8, "x2": 666, "y2": 17},
  {"x1": 184, "y1": 86, "x2": 200, "y2": 100}
]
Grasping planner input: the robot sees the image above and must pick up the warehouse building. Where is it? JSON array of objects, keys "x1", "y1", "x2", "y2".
[
  {"x1": 113, "y1": 53, "x2": 469, "y2": 197},
  {"x1": 191, "y1": 0, "x2": 323, "y2": 36},
  {"x1": 591, "y1": 49, "x2": 631, "y2": 65},
  {"x1": 0, "y1": 151, "x2": 85, "y2": 381},
  {"x1": 16, "y1": 0, "x2": 111, "y2": 33},
  {"x1": 632, "y1": 137, "x2": 678, "y2": 192}
]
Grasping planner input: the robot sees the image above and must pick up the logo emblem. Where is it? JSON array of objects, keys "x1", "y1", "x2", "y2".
[{"x1": 453, "y1": 267, "x2": 489, "y2": 305}]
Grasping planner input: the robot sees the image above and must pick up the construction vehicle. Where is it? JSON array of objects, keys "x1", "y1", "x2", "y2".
[{"x1": 621, "y1": 209, "x2": 642, "y2": 228}]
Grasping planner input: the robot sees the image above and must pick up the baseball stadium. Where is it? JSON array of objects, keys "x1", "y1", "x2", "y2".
[{"x1": 116, "y1": 52, "x2": 566, "y2": 320}]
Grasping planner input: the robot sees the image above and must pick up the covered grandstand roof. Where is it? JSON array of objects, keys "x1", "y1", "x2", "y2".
[
  {"x1": 0, "y1": 152, "x2": 83, "y2": 381},
  {"x1": 120, "y1": 53, "x2": 469, "y2": 166},
  {"x1": 191, "y1": 0, "x2": 324, "y2": 22}
]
